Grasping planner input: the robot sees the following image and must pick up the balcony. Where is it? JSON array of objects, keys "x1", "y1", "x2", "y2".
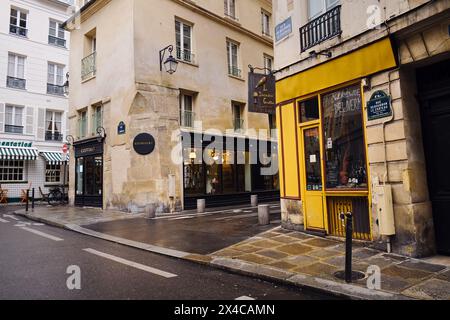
[
  {"x1": 7, "y1": 76, "x2": 26, "y2": 90},
  {"x1": 9, "y1": 24, "x2": 28, "y2": 37},
  {"x1": 234, "y1": 119, "x2": 244, "y2": 133},
  {"x1": 300, "y1": 5, "x2": 341, "y2": 52},
  {"x1": 48, "y1": 35, "x2": 66, "y2": 48},
  {"x1": 228, "y1": 66, "x2": 241, "y2": 78},
  {"x1": 5, "y1": 125, "x2": 24, "y2": 134},
  {"x1": 47, "y1": 83, "x2": 65, "y2": 96},
  {"x1": 176, "y1": 48, "x2": 195, "y2": 64},
  {"x1": 81, "y1": 52, "x2": 96, "y2": 81},
  {"x1": 181, "y1": 110, "x2": 195, "y2": 128},
  {"x1": 45, "y1": 131, "x2": 64, "y2": 142}
]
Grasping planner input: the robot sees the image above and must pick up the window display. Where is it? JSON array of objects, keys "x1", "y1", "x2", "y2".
[{"x1": 322, "y1": 85, "x2": 367, "y2": 190}]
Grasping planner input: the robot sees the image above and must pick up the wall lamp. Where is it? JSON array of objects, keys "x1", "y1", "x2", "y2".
[
  {"x1": 159, "y1": 45, "x2": 179, "y2": 74},
  {"x1": 96, "y1": 126, "x2": 107, "y2": 143},
  {"x1": 309, "y1": 50, "x2": 332, "y2": 59},
  {"x1": 66, "y1": 135, "x2": 75, "y2": 146}
]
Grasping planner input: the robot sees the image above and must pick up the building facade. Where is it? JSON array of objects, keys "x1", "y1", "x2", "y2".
[
  {"x1": 274, "y1": 0, "x2": 450, "y2": 257},
  {"x1": 0, "y1": 0, "x2": 72, "y2": 202},
  {"x1": 65, "y1": 0, "x2": 278, "y2": 212}
]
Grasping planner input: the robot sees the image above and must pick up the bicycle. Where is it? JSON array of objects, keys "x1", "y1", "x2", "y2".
[{"x1": 48, "y1": 185, "x2": 68, "y2": 206}]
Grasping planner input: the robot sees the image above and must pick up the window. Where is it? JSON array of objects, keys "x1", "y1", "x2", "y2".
[
  {"x1": 91, "y1": 105, "x2": 103, "y2": 135},
  {"x1": 175, "y1": 20, "x2": 193, "y2": 63},
  {"x1": 227, "y1": 40, "x2": 240, "y2": 77},
  {"x1": 5, "y1": 105, "x2": 23, "y2": 134},
  {"x1": 7, "y1": 53, "x2": 26, "y2": 89},
  {"x1": 299, "y1": 97, "x2": 320, "y2": 123},
  {"x1": 322, "y1": 84, "x2": 367, "y2": 190},
  {"x1": 261, "y1": 10, "x2": 271, "y2": 37},
  {"x1": 308, "y1": 0, "x2": 340, "y2": 19},
  {"x1": 264, "y1": 54, "x2": 273, "y2": 74},
  {"x1": 180, "y1": 94, "x2": 194, "y2": 128},
  {"x1": 46, "y1": 164, "x2": 61, "y2": 183},
  {"x1": 47, "y1": 63, "x2": 65, "y2": 95},
  {"x1": 10, "y1": 8, "x2": 27, "y2": 37},
  {"x1": 224, "y1": 0, "x2": 237, "y2": 20},
  {"x1": 82, "y1": 31, "x2": 96, "y2": 81},
  {"x1": 269, "y1": 113, "x2": 277, "y2": 137},
  {"x1": 49, "y1": 20, "x2": 66, "y2": 47},
  {"x1": 0, "y1": 160, "x2": 24, "y2": 182},
  {"x1": 233, "y1": 103, "x2": 244, "y2": 132},
  {"x1": 46, "y1": 111, "x2": 63, "y2": 141},
  {"x1": 78, "y1": 110, "x2": 87, "y2": 139}
]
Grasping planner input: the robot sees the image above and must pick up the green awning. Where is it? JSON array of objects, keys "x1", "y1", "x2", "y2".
[
  {"x1": 0, "y1": 146, "x2": 39, "y2": 160},
  {"x1": 40, "y1": 152, "x2": 69, "y2": 165}
]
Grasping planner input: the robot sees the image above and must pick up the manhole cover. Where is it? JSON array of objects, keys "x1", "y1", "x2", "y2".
[{"x1": 334, "y1": 270, "x2": 366, "y2": 281}]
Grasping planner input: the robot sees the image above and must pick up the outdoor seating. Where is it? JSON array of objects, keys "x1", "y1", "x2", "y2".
[
  {"x1": 0, "y1": 187, "x2": 8, "y2": 204},
  {"x1": 39, "y1": 187, "x2": 50, "y2": 204}
]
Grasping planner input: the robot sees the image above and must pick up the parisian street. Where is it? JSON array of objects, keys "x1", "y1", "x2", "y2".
[{"x1": 0, "y1": 206, "x2": 335, "y2": 300}]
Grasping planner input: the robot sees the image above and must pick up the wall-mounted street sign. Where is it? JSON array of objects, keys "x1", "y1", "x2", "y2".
[
  {"x1": 118, "y1": 121, "x2": 126, "y2": 135},
  {"x1": 367, "y1": 90, "x2": 392, "y2": 121},
  {"x1": 248, "y1": 72, "x2": 276, "y2": 115},
  {"x1": 133, "y1": 133, "x2": 155, "y2": 156},
  {"x1": 275, "y1": 17, "x2": 292, "y2": 42}
]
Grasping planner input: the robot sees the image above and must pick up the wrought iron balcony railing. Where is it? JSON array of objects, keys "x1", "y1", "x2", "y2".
[
  {"x1": 45, "y1": 131, "x2": 64, "y2": 142},
  {"x1": 176, "y1": 48, "x2": 195, "y2": 64},
  {"x1": 300, "y1": 5, "x2": 341, "y2": 52},
  {"x1": 48, "y1": 35, "x2": 66, "y2": 48},
  {"x1": 7, "y1": 76, "x2": 26, "y2": 90},
  {"x1": 181, "y1": 110, "x2": 195, "y2": 128},
  {"x1": 47, "y1": 83, "x2": 65, "y2": 96},
  {"x1": 9, "y1": 24, "x2": 28, "y2": 37},
  {"x1": 5, "y1": 125, "x2": 24, "y2": 134},
  {"x1": 81, "y1": 52, "x2": 96, "y2": 81},
  {"x1": 228, "y1": 66, "x2": 241, "y2": 78}
]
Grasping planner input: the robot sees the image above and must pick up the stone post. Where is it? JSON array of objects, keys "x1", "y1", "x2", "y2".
[
  {"x1": 145, "y1": 203, "x2": 156, "y2": 218},
  {"x1": 197, "y1": 199, "x2": 206, "y2": 214},
  {"x1": 258, "y1": 205, "x2": 270, "y2": 225},
  {"x1": 251, "y1": 195, "x2": 258, "y2": 207}
]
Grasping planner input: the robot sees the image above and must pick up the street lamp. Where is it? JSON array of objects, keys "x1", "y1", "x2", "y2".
[
  {"x1": 96, "y1": 126, "x2": 107, "y2": 143},
  {"x1": 159, "y1": 45, "x2": 179, "y2": 74},
  {"x1": 63, "y1": 72, "x2": 70, "y2": 96},
  {"x1": 66, "y1": 135, "x2": 74, "y2": 146}
]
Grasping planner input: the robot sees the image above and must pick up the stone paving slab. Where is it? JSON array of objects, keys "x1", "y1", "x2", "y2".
[{"x1": 402, "y1": 279, "x2": 450, "y2": 300}]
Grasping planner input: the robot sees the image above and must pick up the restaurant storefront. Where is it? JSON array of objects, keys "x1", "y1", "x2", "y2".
[
  {"x1": 73, "y1": 138, "x2": 104, "y2": 208},
  {"x1": 182, "y1": 132, "x2": 279, "y2": 209},
  {"x1": 276, "y1": 37, "x2": 397, "y2": 241}
]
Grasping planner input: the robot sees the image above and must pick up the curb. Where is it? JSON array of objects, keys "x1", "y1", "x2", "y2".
[{"x1": 14, "y1": 210, "x2": 413, "y2": 301}]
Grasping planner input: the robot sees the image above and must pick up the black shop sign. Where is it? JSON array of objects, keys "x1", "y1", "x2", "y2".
[
  {"x1": 367, "y1": 90, "x2": 392, "y2": 121},
  {"x1": 133, "y1": 133, "x2": 156, "y2": 156},
  {"x1": 248, "y1": 72, "x2": 276, "y2": 115}
]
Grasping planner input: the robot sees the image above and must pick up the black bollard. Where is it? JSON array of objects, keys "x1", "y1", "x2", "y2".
[
  {"x1": 25, "y1": 189, "x2": 30, "y2": 212},
  {"x1": 345, "y1": 212, "x2": 353, "y2": 283},
  {"x1": 32, "y1": 188, "x2": 35, "y2": 211}
]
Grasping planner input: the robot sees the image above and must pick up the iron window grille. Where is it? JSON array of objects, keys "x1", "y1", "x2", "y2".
[{"x1": 6, "y1": 76, "x2": 26, "y2": 90}]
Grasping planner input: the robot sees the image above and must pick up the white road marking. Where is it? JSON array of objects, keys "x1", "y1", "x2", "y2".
[
  {"x1": 33, "y1": 223, "x2": 45, "y2": 226},
  {"x1": 235, "y1": 296, "x2": 256, "y2": 300},
  {"x1": 20, "y1": 227, "x2": 64, "y2": 241},
  {"x1": 170, "y1": 216, "x2": 196, "y2": 221},
  {"x1": 83, "y1": 248, "x2": 178, "y2": 278},
  {"x1": 14, "y1": 222, "x2": 32, "y2": 227},
  {"x1": 0, "y1": 218, "x2": 9, "y2": 223},
  {"x1": 3, "y1": 215, "x2": 20, "y2": 221}
]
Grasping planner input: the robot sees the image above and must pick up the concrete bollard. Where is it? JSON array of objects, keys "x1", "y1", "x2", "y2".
[
  {"x1": 197, "y1": 199, "x2": 206, "y2": 214},
  {"x1": 251, "y1": 195, "x2": 258, "y2": 207},
  {"x1": 258, "y1": 205, "x2": 270, "y2": 225},
  {"x1": 145, "y1": 204, "x2": 156, "y2": 219}
]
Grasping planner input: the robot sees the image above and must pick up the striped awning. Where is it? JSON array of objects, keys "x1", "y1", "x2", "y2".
[
  {"x1": 40, "y1": 151, "x2": 69, "y2": 165},
  {"x1": 0, "y1": 146, "x2": 39, "y2": 160}
]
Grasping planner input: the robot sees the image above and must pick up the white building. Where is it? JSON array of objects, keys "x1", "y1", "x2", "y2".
[{"x1": 0, "y1": 0, "x2": 73, "y2": 202}]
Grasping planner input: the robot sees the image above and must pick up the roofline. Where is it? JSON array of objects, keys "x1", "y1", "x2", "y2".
[{"x1": 62, "y1": 0, "x2": 98, "y2": 29}]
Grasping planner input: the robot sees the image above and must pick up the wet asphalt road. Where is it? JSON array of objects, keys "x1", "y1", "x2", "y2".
[{"x1": 0, "y1": 206, "x2": 337, "y2": 300}]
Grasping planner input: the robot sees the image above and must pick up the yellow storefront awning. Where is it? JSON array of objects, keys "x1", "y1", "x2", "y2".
[{"x1": 276, "y1": 37, "x2": 397, "y2": 104}]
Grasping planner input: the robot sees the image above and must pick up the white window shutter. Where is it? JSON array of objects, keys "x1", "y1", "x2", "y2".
[
  {"x1": 0, "y1": 103, "x2": 4, "y2": 133},
  {"x1": 37, "y1": 108, "x2": 46, "y2": 141},
  {"x1": 25, "y1": 107, "x2": 34, "y2": 135}
]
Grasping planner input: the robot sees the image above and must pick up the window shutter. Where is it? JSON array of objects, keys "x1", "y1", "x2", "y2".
[
  {"x1": 0, "y1": 103, "x2": 4, "y2": 133},
  {"x1": 37, "y1": 108, "x2": 46, "y2": 141},
  {"x1": 25, "y1": 107, "x2": 34, "y2": 135}
]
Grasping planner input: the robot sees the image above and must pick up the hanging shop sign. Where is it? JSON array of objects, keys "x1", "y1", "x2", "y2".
[
  {"x1": 275, "y1": 17, "x2": 292, "y2": 42},
  {"x1": 118, "y1": 121, "x2": 126, "y2": 135},
  {"x1": 248, "y1": 72, "x2": 276, "y2": 115},
  {"x1": 133, "y1": 133, "x2": 156, "y2": 156},
  {"x1": 367, "y1": 90, "x2": 392, "y2": 121}
]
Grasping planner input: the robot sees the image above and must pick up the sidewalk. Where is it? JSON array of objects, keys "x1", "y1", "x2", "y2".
[{"x1": 14, "y1": 205, "x2": 450, "y2": 300}]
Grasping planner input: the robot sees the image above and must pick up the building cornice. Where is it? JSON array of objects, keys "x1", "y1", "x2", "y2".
[{"x1": 171, "y1": 0, "x2": 273, "y2": 46}]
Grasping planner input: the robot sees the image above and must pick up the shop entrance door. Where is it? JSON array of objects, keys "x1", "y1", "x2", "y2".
[
  {"x1": 301, "y1": 126, "x2": 325, "y2": 231},
  {"x1": 75, "y1": 156, "x2": 103, "y2": 208}
]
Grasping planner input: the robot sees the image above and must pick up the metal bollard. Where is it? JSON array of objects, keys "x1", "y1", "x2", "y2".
[
  {"x1": 258, "y1": 205, "x2": 270, "y2": 225},
  {"x1": 251, "y1": 195, "x2": 258, "y2": 207},
  {"x1": 345, "y1": 212, "x2": 353, "y2": 283},
  {"x1": 25, "y1": 189, "x2": 30, "y2": 212},
  {"x1": 32, "y1": 188, "x2": 35, "y2": 211},
  {"x1": 197, "y1": 199, "x2": 205, "y2": 214}
]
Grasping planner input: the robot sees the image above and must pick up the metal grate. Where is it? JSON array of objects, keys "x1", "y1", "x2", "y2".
[
  {"x1": 327, "y1": 196, "x2": 371, "y2": 241},
  {"x1": 300, "y1": 5, "x2": 341, "y2": 52}
]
